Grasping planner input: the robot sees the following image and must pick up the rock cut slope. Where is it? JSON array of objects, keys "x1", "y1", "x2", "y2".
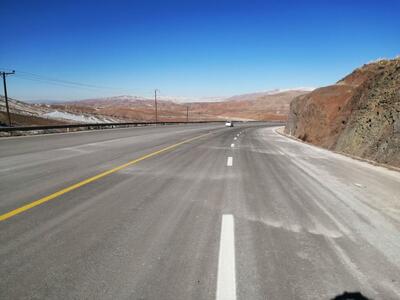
[{"x1": 285, "y1": 57, "x2": 400, "y2": 168}]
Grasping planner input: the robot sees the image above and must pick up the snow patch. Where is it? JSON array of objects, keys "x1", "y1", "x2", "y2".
[
  {"x1": 43, "y1": 111, "x2": 114, "y2": 123},
  {"x1": 265, "y1": 87, "x2": 316, "y2": 94}
]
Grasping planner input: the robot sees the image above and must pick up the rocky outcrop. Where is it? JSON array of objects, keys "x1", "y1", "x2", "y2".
[{"x1": 285, "y1": 57, "x2": 400, "y2": 168}]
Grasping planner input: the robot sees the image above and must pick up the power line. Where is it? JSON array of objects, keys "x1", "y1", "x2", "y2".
[
  {"x1": 14, "y1": 70, "x2": 121, "y2": 90},
  {"x1": 0, "y1": 68, "x2": 154, "y2": 96},
  {"x1": 13, "y1": 74, "x2": 99, "y2": 90}
]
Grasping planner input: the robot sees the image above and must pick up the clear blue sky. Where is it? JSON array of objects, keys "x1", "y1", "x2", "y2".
[{"x1": 1, "y1": 0, "x2": 399, "y2": 101}]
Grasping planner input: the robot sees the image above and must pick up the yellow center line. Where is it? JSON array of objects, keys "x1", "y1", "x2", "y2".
[{"x1": 0, "y1": 132, "x2": 210, "y2": 222}]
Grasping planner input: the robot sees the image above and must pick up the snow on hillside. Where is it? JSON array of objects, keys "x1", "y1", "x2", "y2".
[
  {"x1": 43, "y1": 111, "x2": 116, "y2": 123},
  {"x1": 1, "y1": 96, "x2": 120, "y2": 124},
  {"x1": 157, "y1": 95, "x2": 227, "y2": 103},
  {"x1": 265, "y1": 87, "x2": 315, "y2": 94}
]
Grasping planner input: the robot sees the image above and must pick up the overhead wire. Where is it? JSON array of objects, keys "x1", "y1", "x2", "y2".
[{"x1": 0, "y1": 68, "x2": 154, "y2": 96}]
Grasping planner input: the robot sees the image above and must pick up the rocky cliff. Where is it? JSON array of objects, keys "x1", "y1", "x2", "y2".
[{"x1": 285, "y1": 57, "x2": 400, "y2": 168}]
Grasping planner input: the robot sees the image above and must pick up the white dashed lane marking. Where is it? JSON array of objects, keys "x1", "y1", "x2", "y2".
[{"x1": 216, "y1": 214, "x2": 236, "y2": 300}]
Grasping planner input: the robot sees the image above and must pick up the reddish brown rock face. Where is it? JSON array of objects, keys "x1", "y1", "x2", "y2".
[{"x1": 286, "y1": 58, "x2": 400, "y2": 168}]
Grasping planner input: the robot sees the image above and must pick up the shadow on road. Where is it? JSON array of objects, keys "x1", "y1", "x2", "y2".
[{"x1": 331, "y1": 291, "x2": 371, "y2": 300}]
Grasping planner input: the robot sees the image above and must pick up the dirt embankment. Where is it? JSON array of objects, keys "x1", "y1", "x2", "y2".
[{"x1": 285, "y1": 57, "x2": 400, "y2": 168}]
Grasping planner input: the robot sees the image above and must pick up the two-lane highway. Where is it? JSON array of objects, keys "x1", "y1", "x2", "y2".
[{"x1": 1, "y1": 123, "x2": 400, "y2": 299}]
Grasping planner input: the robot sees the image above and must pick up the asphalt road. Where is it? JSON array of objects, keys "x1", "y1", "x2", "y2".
[{"x1": 0, "y1": 123, "x2": 399, "y2": 299}]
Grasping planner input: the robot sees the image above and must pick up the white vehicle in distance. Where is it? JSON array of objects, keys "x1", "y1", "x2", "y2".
[{"x1": 225, "y1": 121, "x2": 234, "y2": 127}]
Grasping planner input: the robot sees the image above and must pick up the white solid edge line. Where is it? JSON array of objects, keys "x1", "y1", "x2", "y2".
[
  {"x1": 231, "y1": 143, "x2": 235, "y2": 148},
  {"x1": 216, "y1": 214, "x2": 237, "y2": 300},
  {"x1": 227, "y1": 156, "x2": 233, "y2": 166}
]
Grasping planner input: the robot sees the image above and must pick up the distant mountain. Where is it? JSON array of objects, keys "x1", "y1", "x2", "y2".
[
  {"x1": 225, "y1": 88, "x2": 314, "y2": 102},
  {"x1": 189, "y1": 89, "x2": 310, "y2": 121},
  {"x1": 64, "y1": 95, "x2": 150, "y2": 105},
  {"x1": 51, "y1": 89, "x2": 311, "y2": 122},
  {"x1": 53, "y1": 95, "x2": 187, "y2": 122},
  {"x1": 0, "y1": 87, "x2": 312, "y2": 126}
]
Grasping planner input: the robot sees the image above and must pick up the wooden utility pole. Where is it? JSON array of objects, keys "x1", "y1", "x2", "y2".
[
  {"x1": 154, "y1": 89, "x2": 158, "y2": 123},
  {"x1": 1, "y1": 71, "x2": 15, "y2": 127}
]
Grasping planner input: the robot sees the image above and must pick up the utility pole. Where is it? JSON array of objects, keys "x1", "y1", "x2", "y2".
[
  {"x1": 154, "y1": 89, "x2": 158, "y2": 124},
  {"x1": 186, "y1": 105, "x2": 189, "y2": 123},
  {"x1": 1, "y1": 70, "x2": 15, "y2": 127}
]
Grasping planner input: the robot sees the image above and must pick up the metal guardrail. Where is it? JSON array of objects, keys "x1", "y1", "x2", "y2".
[{"x1": 0, "y1": 121, "x2": 227, "y2": 132}]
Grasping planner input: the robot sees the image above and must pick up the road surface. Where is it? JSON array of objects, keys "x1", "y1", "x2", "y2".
[{"x1": 1, "y1": 123, "x2": 399, "y2": 299}]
